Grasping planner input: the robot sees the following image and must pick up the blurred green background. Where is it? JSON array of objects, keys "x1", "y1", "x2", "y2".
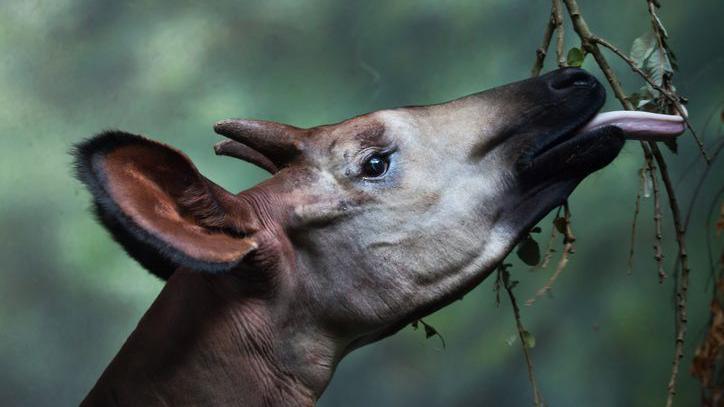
[{"x1": 0, "y1": 0, "x2": 722, "y2": 405}]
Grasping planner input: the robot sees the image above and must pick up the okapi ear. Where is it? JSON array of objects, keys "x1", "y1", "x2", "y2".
[{"x1": 73, "y1": 131, "x2": 259, "y2": 280}]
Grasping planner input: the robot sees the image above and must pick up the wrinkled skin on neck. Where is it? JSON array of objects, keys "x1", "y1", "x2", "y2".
[{"x1": 78, "y1": 68, "x2": 622, "y2": 405}]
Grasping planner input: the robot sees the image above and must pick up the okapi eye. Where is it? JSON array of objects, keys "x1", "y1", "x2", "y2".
[{"x1": 362, "y1": 153, "x2": 389, "y2": 178}]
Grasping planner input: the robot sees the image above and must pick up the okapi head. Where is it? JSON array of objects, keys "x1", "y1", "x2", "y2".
[{"x1": 75, "y1": 68, "x2": 683, "y2": 406}]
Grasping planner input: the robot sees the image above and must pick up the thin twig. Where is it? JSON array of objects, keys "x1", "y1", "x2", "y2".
[
  {"x1": 670, "y1": 138, "x2": 724, "y2": 291},
  {"x1": 669, "y1": 135, "x2": 723, "y2": 293},
  {"x1": 562, "y1": 0, "x2": 631, "y2": 109},
  {"x1": 676, "y1": 109, "x2": 723, "y2": 189},
  {"x1": 552, "y1": 0, "x2": 566, "y2": 68},
  {"x1": 531, "y1": 3, "x2": 557, "y2": 77},
  {"x1": 643, "y1": 2, "x2": 694, "y2": 404},
  {"x1": 591, "y1": 36, "x2": 663, "y2": 94},
  {"x1": 627, "y1": 169, "x2": 645, "y2": 274},
  {"x1": 685, "y1": 138, "x2": 724, "y2": 229},
  {"x1": 649, "y1": 143, "x2": 691, "y2": 407},
  {"x1": 527, "y1": 203, "x2": 575, "y2": 306},
  {"x1": 494, "y1": 266, "x2": 503, "y2": 307},
  {"x1": 538, "y1": 225, "x2": 559, "y2": 271},
  {"x1": 501, "y1": 268, "x2": 544, "y2": 406},
  {"x1": 645, "y1": 149, "x2": 667, "y2": 283}
]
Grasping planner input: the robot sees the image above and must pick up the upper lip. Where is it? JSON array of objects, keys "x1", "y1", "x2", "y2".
[{"x1": 531, "y1": 104, "x2": 604, "y2": 162}]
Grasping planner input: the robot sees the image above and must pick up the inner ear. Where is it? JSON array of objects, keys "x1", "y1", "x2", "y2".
[{"x1": 74, "y1": 131, "x2": 259, "y2": 279}]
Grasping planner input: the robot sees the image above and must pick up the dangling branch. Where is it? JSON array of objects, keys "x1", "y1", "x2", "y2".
[
  {"x1": 531, "y1": 3, "x2": 557, "y2": 77},
  {"x1": 552, "y1": 0, "x2": 566, "y2": 68},
  {"x1": 527, "y1": 203, "x2": 575, "y2": 306},
  {"x1": 556, "y1": 0, "x2": 695, "y2": 404},
  {"x1": 645, "y1": 0, "x2": 709, "y2": 164},
  {"x1": 498, "y1": 265, "x2": 544, "y2": 407},
  {"x1": 644, "y1": 149, "x2": 667, "y2": 283},
  {"x1": 627, "y1": 168, "x2": 645, "y2": 274},
  {"x1": 650, "y1": 142, "x2": 692, "y2": 407},
  {"x1": 527, "y1": 0, "x2": 708, "y2": 403},
  {"x1": 536, "y1": 220, "x2": 560, "y2": 271},
  {"x1": 590, "y1": 35, "x2": 709, "y2": 163}
]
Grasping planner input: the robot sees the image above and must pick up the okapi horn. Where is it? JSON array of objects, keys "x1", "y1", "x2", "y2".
[{"x1": 213, "y1": 119, "x2": 305, "y2": 173}]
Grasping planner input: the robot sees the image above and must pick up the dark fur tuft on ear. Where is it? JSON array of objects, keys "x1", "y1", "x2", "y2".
[
  {"x1": 177, "y1": 182, "x2": 229, "y2": 230},
  {"x1": 72, "y1": 131, "x2": 252, "y2": 279}
]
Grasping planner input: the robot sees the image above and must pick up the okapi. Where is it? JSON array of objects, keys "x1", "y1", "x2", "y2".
[{"x1": 74, "y1": 68, "x2": 684, "y2": 406}]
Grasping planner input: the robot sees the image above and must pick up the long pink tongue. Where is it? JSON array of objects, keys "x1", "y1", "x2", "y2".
[{"x1": 579, "y1": 111, "x2": 686, "y2": 141}]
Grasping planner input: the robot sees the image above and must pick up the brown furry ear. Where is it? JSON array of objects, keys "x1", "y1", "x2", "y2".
[{"x1": 74, "y1": 131, "x2": 259, "y2": 279}]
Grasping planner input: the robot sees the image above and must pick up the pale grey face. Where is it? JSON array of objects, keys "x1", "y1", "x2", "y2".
[
  {"x1": 277, "y1": 68, "x2": 622, "y2": 348},
  {"x1": 291, "y1": 111, "x2": 509, "y2": 329}
]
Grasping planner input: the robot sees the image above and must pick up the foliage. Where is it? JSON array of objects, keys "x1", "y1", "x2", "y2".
[{"x1": 566, "y1": 47, "x2": 585, "y2": 67}]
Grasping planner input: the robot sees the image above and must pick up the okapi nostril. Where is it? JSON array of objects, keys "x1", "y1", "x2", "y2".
[{"x1": 548, "y1": 68, "x2": 597, "y2": 90}]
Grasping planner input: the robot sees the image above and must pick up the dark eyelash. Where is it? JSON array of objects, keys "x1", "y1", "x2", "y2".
[{"x1": 359, "y1": 146, "x2": 396, "y2": 163}]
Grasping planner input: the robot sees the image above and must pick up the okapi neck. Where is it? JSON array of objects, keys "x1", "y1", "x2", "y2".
[{"x1": 81, "y1": 270, "x2": 329, "y2": 407}]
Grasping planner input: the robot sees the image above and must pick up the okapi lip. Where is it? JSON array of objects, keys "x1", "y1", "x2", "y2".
[
  {"x1": 517, "y1": 125, "x2": 625, "y2": 186},
  {"x1": 515, "y1": 104, "x2": 604, "y2": 175}
]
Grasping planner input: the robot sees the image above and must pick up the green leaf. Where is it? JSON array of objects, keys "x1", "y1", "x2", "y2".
[
  {"x1": 566, "y1": 47, "x2": 585, "y2": 67},
  {"x1": 629, "y1": 86, "x2": 658, "y2": 112},
  {"x1": 418, "y1": 320, "x2": 446, "y2": 349},
  {"x1": 522, "y1": 330, "x2": 536, "y2": 349},
  {"x1": 630, "y1": 31, "x2": 673, "y2": 87},
  {"x1": 530, "y1": 226, "x2": 542, "y2": 234},
  {"x1": 637, "y1": 98, "x2": 657, "y2": 112},
  {"x1": 423, "y1": 323, "x2": 437, "y2": 339},
  {"x1": 630, "y1": 31, "x2": 656, "y2": 68},
  {"x1": 516, "y1": 236, "x2": 541, "y2": 266},
  {"x1": 553, "y1": 217, "x2": 567, "y2": 234}
]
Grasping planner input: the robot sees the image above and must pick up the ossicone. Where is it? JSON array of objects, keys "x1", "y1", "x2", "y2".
[{"x1": 213, "y1": 119, "x2": 307, "y2": 173}]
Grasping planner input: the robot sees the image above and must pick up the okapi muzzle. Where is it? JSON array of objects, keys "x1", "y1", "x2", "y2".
[{"x1": 74, "y1": 68, "x2": 684, "y2": 406}]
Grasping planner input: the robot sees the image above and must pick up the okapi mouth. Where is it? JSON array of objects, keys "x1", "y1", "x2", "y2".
[
  {"x1": 515, "y1": 80, "x2": 616, "y2": 184},
  {"x1": 517, "y1": 123, "x2": 625, "y2": 185},
  {"x1": 517, "y1": 95, "x2": 685, "y2": 185}
]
